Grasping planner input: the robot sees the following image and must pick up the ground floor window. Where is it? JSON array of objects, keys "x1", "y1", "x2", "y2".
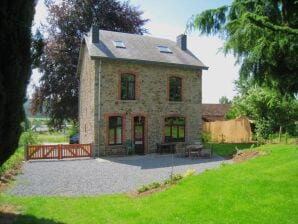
[
  {"x1": 164, "y1": 117, "x2": 185, "y2": 142},
  {"x1": 109, "y1": 116, "x2": 122, "y2": 145}
]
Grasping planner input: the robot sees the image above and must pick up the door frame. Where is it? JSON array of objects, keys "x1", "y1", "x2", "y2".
[{"x1": 131, "y1": 113, "x2": 148, "y2": 154}]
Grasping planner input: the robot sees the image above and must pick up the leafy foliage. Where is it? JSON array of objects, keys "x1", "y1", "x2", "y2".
[
  {"x1": 226, "y1": 82, "x2": 298, "y2": 139},
  {"x1": 188, "y1": 0, "x2": 298, "y2": 95},
  {"x1": 219, "y1": 96, "x2": 231, "y2": 104},
  {"x1": 0, "y1": 0, "x2": 35, "y2": 166},
  {"x1": 32, "y1": 0, "x2": 148, "y2": 128}
]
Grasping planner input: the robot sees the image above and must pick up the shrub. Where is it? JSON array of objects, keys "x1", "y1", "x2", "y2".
[
  {"x1": 202, "y1": 132, "x2": 211, "y2": 143},
  {"x1": 148, "y1": 182, "x2": 161, "y2": 189},
  {"x1": 0, "y1": 147, "x2": 24, "y2": 177},
  {"x1": 183, "y1": 169, "x2": 196, "y2": 177},
  {"x1": 19, "y1": 130, "x2": 36, "y2": 146},
  {"x1": 137, "y1": 185, "x2": 149, "y2": 193},
  {"x1": 164, "y1": 173, "x2": 184, "y2": 185}
]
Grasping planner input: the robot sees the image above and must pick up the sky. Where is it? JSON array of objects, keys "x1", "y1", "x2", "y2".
[{"x1": 30, "y1": 0, "x2": 239, "y2": 103}]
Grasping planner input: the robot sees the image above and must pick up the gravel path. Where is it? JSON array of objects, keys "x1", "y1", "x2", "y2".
[{"x1": 8, "y1": 154, "x2": 230, "y2": 196}]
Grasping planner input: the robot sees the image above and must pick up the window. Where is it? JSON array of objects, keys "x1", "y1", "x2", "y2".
[
  {"x1": 164, "y1": 117, "x2": 185, "y2": 142},
  {"x1": 121, "y1": 74, "x2": 135, "y2": 100},
  {"x1": 157, "y1": 45, "x2": 172, "y2": 53},
  {"x1": 109, "y1": 116, "x2": 122, "y2": 145},
  {"x1": 169, "y1": 77, "x2": 182, "y2": 101},
  {"x1": 113, "y1": 40, "x2": 126, "y2": 48}
]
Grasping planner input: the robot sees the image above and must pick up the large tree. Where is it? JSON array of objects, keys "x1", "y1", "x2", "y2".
[
  {"x1": 188, "y1": 0, "x2": 298, "y2": 95},
  {"x1": 226, "y1": 79, "x2": 298, "y2": 139},
  {"x1": 0, "y1": 0, "x2": 35, "y2": 165},
  {"x1": 32, "y1": 0, "x2": 148, "y2": 128}
]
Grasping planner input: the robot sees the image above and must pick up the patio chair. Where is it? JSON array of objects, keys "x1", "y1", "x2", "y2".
[
  {"x1": 186, "y1": 140, "x2": 203, "y2": 159},
  {"x1": 200, "y1": 148, "x2": 212, "y2": 158},
  {"x1": 123, "y1": 139, "x2": 135, "y2": 155},
  {"x1": 188, "y1": 148, "x2": 200, "y2": 159},
  {"x1": 156, "y1": 143, "x2": 161, "y2": 154}
]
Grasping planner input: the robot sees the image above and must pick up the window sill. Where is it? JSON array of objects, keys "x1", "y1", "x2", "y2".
[
  {"x1": 117, "y1": 100, "x2": 138, "y2": 103},
  {"x1": 168, "y1": 101, "x2": 184, "y2": 103},
  {"x1": 108, "y1": 144, "x2": 123, "y2": 148}
]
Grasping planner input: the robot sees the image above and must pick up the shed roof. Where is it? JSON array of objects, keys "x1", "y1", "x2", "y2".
[
  {"x1": 84, "y1": 29, "x2": 208, "y2": 69},
  {"x1": 202, "y1": 104, "x2": 231, "y2": 121}
]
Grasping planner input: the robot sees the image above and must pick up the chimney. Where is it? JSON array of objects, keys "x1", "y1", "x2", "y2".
[
  {"x1": 176, "y1": 34, "x2": 187, "y2": 51},
  {"x1": 91, "y1": 25, "x2": 99, "y2": 43}
]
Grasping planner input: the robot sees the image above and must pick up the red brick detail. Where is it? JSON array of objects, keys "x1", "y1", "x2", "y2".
[
  {"x1": 103, "y1": 112, "x2": 126, "y2": 145},
  {"x1": 161, "y1": 114, "x2": 187, "y2": 143},
  {"x1": 131, "y1": 112, "x2": 149, "y2": 153},
  {"x1": 117, "y1": 70, "x2": 141, "y2": 100},
  {"x1": 166, "y1": 75, "x2": 185, "y2": 102}
]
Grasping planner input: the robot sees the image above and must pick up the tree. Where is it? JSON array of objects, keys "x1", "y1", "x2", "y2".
[
  {"x1": 225, "y1": 81, "x2": 298, "y2": 139},
  {"x1": 219, "y1": 96, "x2": 231, "y2": 104},
  {"x1": 188, "y1": 0, "x2": 298, "y2": 96},
  {"x1": 32, "y1": 0, "x2": 148, "y2": 128},
  {"x1": 0, "y1": 0, "x2": 35, "y2": 166}
]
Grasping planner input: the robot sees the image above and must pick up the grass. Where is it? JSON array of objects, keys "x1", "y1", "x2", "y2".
[
  {"x1": 204, "y1": 143, "x2": 255, "y2": 157},
  {"x1": 1, "y1": 131, "x2": 67, "y2": 178},
  {"x1": 0, "y1": 147, "x2": 24, "y2": 177},
  {"x1": 267, "y1": 133, "x2": 297, "y2": 144},
  {"x1": 0, "y1": 144, "x2": 297, "y2": 223},
  {"x1": 35, "y1": 132, "x2": 68, "y2": 144},
  {"x1": 18, "y1": 131, "x2": 68, "y2": 145}
]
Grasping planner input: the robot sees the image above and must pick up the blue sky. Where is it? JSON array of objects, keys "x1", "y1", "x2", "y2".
[{"x1": 31, "y1": 0, "x2": 238, "y2": 103}]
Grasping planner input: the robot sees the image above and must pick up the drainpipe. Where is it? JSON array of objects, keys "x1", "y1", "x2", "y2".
[{"x1": 97, "y1": 59, "x2": 102, "y2": 156}]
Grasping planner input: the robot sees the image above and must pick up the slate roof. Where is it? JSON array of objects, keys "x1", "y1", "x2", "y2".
[
  {"x1": 202, "y1": 104, "x2": 231, "y2": 121},
  {"x1": 84, "y1": 29, "x2": 208, "y2": 69}
]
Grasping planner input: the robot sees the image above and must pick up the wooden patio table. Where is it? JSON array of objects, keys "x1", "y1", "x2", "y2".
[{"x1": 157, "y1": 143, "x2": 176, "y2": 154}]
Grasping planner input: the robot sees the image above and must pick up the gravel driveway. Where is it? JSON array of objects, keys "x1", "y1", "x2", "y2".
[{"x1": 9, "y1": 154, "x2": 229, "y2": 196}]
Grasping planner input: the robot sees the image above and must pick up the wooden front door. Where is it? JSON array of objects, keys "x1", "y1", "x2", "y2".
[{"x1": 134, "y1": 116, "x2": 145, "y2": 154}]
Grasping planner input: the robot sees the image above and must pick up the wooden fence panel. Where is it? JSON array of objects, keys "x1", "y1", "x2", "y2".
[
  {"x1": 26, "y1": 144, "x2": 92, "y2": 160},
  {"x1": 203, "y1": 116, "x2": 252, "y2": 143}
]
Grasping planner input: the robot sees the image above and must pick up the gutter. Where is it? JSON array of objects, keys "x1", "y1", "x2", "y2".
[{"x1": 89, "y1": 56, "x2": 209, "y2": 71}]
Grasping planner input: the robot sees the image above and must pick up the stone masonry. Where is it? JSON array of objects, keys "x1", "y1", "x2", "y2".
[{"x1": 80, "y1": 55, "x2": 202, "y2": 156}]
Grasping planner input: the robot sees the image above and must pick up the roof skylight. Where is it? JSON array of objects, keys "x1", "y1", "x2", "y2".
[
  {"x1": 157, "y1": 45, "x2": 172, "y2": 53},
  {"x1": 113, "y1": 40, "x2": 126, "y2": 48}
]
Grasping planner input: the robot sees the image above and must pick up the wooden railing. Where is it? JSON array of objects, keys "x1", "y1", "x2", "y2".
[{"x1": 26, "y1": 144, "x2": 92, "y2": 160}]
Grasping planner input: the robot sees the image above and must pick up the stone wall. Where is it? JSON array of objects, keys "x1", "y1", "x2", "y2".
[
  {"x1": 93, "y1": 59, "x2": 202, "y2": 156},
  {"x1": 79, "y1": 45, "x2": 96, "y2": 147}
]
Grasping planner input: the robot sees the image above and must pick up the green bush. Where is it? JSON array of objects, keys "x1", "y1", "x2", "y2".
[
  {"x1": 183, "y1": 169, "x2": 196, "y2": 177},
  {"x1": 164, "y1": 173, "x2": 184, "y2": 184},
  {"x1": 137, "y1": 185, "x2": 149, "y2": 193},
  {"x1": 19, "y1": 130, "x2": 36, "y2": 146},
  {"x1": 68, "y1": 121, "x2": 79, "y2": 136},
  {"x1": 0, "y1": 147, "x2": 24, "y2": 177},
  {"x1": 202, "y1": 132, "x2": 211, "y2": 143},
  {"x1": 148, "y1": 182, "x2": 161, "y2": 189}
]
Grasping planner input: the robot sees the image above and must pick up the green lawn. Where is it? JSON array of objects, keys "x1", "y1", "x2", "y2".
[
  {"x1": 0, "y1": 144, "x2": 297, "y2": 224},
  {"x1": 205, "y1": 143, "x2": 255, "y2": 157},
  {"x1": 0, "y1": 147, "x2": 24, "y2": 177},
  {"x1": 35, "y1": 132, "x2": 68, "y2": 144}
]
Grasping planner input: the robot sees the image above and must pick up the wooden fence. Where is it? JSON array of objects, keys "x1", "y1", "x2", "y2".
[
  {"x1": 25, "y1": 144, "x2": 92, "y2": 160},
  {"x1": 203, "y1": 116, "x2": 252, "y2": 143}
]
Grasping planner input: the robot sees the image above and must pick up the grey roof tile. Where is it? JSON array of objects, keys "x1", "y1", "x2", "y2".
[{"x1": 84, "y1": 29, "x2": 208, "y2": 69}]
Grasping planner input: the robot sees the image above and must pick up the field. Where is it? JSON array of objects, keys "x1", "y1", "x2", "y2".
[{"x1": 0, "y1": 144, "x2": 297, "y2": 224}]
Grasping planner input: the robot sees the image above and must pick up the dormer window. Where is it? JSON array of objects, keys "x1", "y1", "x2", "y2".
[
  {"x1": 157, "y1": 45, "x2": 172, "y2": 53},
  {"x1": 113, "y1": 40, "x2": 126, "y2": 48}
]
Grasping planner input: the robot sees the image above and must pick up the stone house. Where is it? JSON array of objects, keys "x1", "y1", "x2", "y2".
[{"x1": 77, "y1": 26, "x2": 208, "y2": 156}]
